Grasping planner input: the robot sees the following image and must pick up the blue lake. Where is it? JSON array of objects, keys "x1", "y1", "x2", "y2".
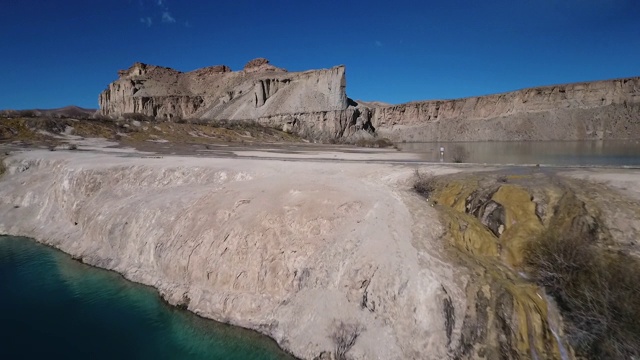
[{"x1": 0, "y1": 235, "x2": 295, "y2": 360}]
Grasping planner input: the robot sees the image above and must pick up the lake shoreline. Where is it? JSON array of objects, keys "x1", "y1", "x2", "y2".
[
  {"x1": 1, "y1": 147, "x2": 639, "y2": 359},
  {"x1": 0, "y1": 235, "x2": 297, "y2": 359}
]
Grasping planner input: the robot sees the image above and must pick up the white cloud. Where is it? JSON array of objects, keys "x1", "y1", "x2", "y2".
[
  {"x1": 162, "y1": 11, "x2": 176, "y2": 23},
  {"x1": 140, "y1": 17, "x2": 152, "y2": 27},
  {"x1": 135, "y1": 0, "x2": 181, "y2": 26}
]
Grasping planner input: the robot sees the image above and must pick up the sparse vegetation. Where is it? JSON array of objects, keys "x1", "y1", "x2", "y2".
[
  {"x1": 122, "y1": 112, "x2": 156, "y2": 122},
  {"x1": 330, "y1": 321, "x2": 364, "y2": 360},
  {"x1": 451, "y1": 145, "x2": 469, "y2": 163},
  {"x1": 353, "y1": 137, "x2": 395, "y2": 148},
  {"x1": 0, "y1": 156, "x2": 6, "y2": 177},
  {"x1": 525, "y1": 229, "x2": 640, "y2": 359},
  {"x1": 14, "y1": 110, "x2": 36, "y2": 118},
  {"x1": 68, "y1": 144, "x2": 78, "y2": 150},
  {"x1": 0, "y1": 115, "x2": 302, "y2": 146},
  {"x1": 413, "y1": 169, "x2": 437, "y2": 199}
]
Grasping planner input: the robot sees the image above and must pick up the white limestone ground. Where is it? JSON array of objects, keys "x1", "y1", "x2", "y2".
[
  {"x1": 1, "y1": 148, "x2": 638, "y2": 359},
  {"x1": 0, "y1": 149, "x2": 472, "y2": 359}
]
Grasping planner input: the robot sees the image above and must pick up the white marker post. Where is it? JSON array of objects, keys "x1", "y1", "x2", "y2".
[{"x1": 439, "y1": 146, "x2": 445, "y2": 162}]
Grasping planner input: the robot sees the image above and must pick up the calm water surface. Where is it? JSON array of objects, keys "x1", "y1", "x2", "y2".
[
  {"x1": 398, "y1": 140, "x2": 640, "y2": 166},
  {"x1": 0, "y1": 236, "x2": 295, "y2": 360}
]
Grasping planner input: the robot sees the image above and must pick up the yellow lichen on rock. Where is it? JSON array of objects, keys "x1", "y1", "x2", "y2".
[
  {"x1": 441, "y1": 208, "x2": 500, "y2": 258},
  {"x1": 491, "y1": 185, "x2": 544, "y2": 267},
  {"x1": 432, "y1": 177, "x2": 478, "y2": 211},
  {"x1": 426, "y1": 174, "x2": 574, "y2": 359}
]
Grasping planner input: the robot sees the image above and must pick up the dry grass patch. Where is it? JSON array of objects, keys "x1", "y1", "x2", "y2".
[
  {"x1": 0, "y1": 156, "x2": 5, "y2": 177},
  {"x1": 412, "y1": 170, "x2": 438, "y2": 199},
  {"x1": 330, "y1": 321, "x2": 365, "y2": 360},
  {"x1": 525, "y1": 230, "x2": 640, "y2": 359},
  {"x1": 353, "y1": 137, "x2": 395, "y2": 148}
]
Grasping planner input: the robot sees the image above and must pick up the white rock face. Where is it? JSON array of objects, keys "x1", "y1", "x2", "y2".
[
  {"x1": 99, "y1": 60, "x2": 640, "y2": 141},
  {"x1": 372, "y1": 77, "x2": 640, "y2": 141},
  {"x1": 99, "y1": 60, "x2": 348, "y2": 122},
  {"x1": 0, "y1": 151, "x2": 468, "y2": 360}
]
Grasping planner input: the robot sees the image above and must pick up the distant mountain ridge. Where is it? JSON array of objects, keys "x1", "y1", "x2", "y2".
[{"x1": 1, "y1": 106, "x2": 97, "y2": 119}]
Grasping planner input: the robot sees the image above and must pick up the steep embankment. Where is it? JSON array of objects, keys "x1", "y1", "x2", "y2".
[
  {"x1": 415, "y1": 169, "x2": 640, "y2": 359},
  {"x1": 4, "y1": 150, "x2": 637, "y2": 359},
  {"x1": 373, "y1": 77, "x2": 640, "y2": 141},
  {"x1": 0, "y1": 151, "x2": 463, "y2": 360}
]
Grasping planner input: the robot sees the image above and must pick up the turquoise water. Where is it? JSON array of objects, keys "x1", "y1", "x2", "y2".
[
  {"x1": 0, "y1": 235, "x2": 295, "y2": 360},
  {"x1": 398, "y1": 140, "x2": 640, "y2": 166}
]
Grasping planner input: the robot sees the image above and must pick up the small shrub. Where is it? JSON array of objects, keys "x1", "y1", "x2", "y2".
[
  {"x1": 330, "y1": 321, "x2": 364, "y2": 360},
  {"x1": 0, "y1": 110, "x2": 18, "y2": 118},
  {"x1": 353, "y1": 138, "x2": 394, "y2": 148},
  {"x1": 68, "y1": 144, "x2": 78, "y2": 150},
  {"x1": 413, "y1": 169, "x2": 437, "y2": 199},
  {"x1": 16, "y1": 110, "x2": 37, "y2": 118},
  {"x1": 374, "y1": 138, "x2": 394, "y2": 148},
  {"x1": 92, "y1": 114, "x2": 113, "y2": 122},
  {"x1": 122, "y1": 112, "x2": 155, "y2": 122},
  {"x1": 451, "y1": 145, "x2": 469, "y2": 163},
  {"x1": 525, "y1": 231, "x2": 640, "y2": 359}
]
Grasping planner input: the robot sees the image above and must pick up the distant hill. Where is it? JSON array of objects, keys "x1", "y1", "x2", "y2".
[{"x1": 0, "y1": 106, "x2": 97, "y2": 119}]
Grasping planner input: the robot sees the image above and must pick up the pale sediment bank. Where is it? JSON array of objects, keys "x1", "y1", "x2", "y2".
[
  {"x1": 1, "y1": 149, "x2": 638, "y2": 359},
  {"x1": 0, "y1": 150, "x2": 463, "y2": 359}
]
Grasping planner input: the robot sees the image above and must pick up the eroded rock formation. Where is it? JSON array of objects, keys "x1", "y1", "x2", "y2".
[
  {"x1": 100, "y1": 59, "x2": 640, "y2": 141},
  {"x1": 99, "y1": 59, "x2": 348, "y2": 125},
  {"x1": 373, "y1": 77, "x2": 640, "y2": 141}
]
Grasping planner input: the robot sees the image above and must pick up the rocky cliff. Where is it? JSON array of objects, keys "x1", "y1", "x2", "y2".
[
  {"x1": 99, "y1": 59, "x2": 640, "y2": 141},
  {"x1": 372, "y1": 77, "x2": 640, "y2": 141},
  {"x1": 99, "y1": 58, "x2": 348, "y2": 122}
]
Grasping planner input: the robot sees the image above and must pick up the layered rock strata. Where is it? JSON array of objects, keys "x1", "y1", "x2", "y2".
[
  {"x1": 99, "y1": 59, "x2": 348, "y2": 123},
  {"x1": 100, "y1": 59, "x2": 640, "y2": 141},
  {"x1": 372, "y1": 77, "x2": 640, "y2": 141}
]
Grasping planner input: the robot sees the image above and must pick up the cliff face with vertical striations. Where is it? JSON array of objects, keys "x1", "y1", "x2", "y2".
[
  {"x1": 99, "y1": 59, "x2": 640, "y2": 141},
  {"x1": 99, "y1": 58, "x2": 348, "y2": 122},
  {"x1": 371, "y1": 77, "x2": 640, "y2": 141}
]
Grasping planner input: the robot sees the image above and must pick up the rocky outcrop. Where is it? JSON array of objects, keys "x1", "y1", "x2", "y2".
[
  {"x1": 249, "y1": 107, "x2": 375, "y2": 140},
  {"x1": 99, "y1": 59, "x2": 348, "y2": 125},
  {"x1": 100, "y1": 59, "x2": 640, "y2": 141},
  {"x1": 243, "y1": 57, "x2": 282, "y2": 73},
  {"x1": 372, "y1": 77, "x2": 640, "y2": 141}
]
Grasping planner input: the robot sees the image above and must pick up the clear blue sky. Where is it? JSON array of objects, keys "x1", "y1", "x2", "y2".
[{"x1": 1, "y1": 0, "x2": 639, "y2": 109}]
